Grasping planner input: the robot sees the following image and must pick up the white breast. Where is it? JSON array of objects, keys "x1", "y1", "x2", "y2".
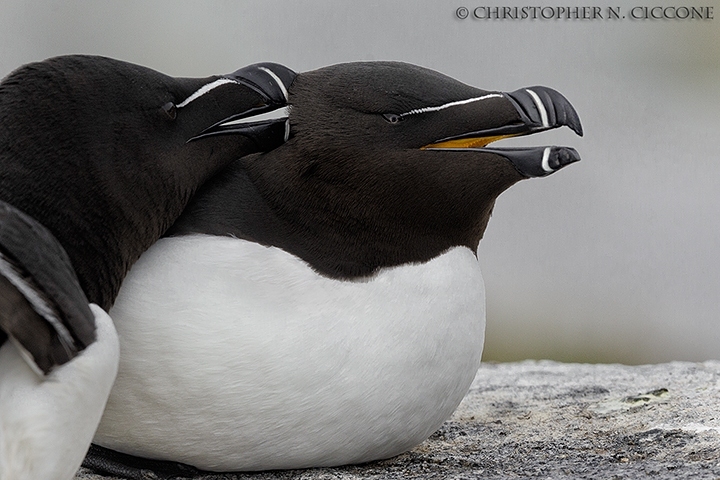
[
  {"x1": 96, "y1": 235, "x2": 485, "y2": 471},
  {"x1": 0, "y1": 305, "x2": 119, "y2": 480}
]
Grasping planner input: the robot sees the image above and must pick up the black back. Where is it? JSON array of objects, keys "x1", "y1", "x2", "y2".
[{"x1": 0, "y1": 55, "x2": 279, "y2": 310}]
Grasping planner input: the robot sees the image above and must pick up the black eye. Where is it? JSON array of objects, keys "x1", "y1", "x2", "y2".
[
  {"x1": 162, "y1": 102, "x2": 177, "y2": 120},
  {"x1": 382, "y1": 113, "x2": 403, "y2": 124}
]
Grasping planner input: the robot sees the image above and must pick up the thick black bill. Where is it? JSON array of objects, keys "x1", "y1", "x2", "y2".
[
  {"x1": 425, "y1": 85, "x2": 583, "y2": 147},
  {"x1": 423, "y1": 85, "x2": 582, "y2": 177},
  {"x1": 504, "y1": 86, "x2": 583, "y2": 137},
  {"x1": 226, "y1": 62, "x2": 295, "y2": 105},
  {"x1": 482, "y1": 146, "x2": 581, "y2": 177},
  {"x1": 427, "y1": 146, "x2": 580, "y2": 178},
  {"x1": 189, "y1": 62, "x2": 297, "y2": 144}
]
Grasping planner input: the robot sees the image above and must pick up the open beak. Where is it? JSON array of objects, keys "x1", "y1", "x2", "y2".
[
  {"x1": 424, "y1": 86, "x2": 583, "y2": 177},
  {"x1": 188, "y1": 62, "x2": 297, "y2": 148}
]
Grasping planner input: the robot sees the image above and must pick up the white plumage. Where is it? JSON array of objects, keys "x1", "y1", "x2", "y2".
[
  {"x1": 0, "y1": 305, "x2": 119, "y2": 480},
  {"x1": 97, "y1": 235, "x2": 485, "y2": 471}
]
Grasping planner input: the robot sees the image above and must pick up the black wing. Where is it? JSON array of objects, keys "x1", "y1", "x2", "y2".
[{"x1": 0, "y1": 200, "x2": 95, "y2": 374}]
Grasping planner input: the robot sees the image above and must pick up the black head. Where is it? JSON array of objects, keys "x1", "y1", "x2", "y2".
[
  {"x1": 0, "y1": 55, "x2": 295, "y2": 308},
  {"x1": 286, "y1": 62, "x2": 580, "y2": 174},
  {"x1": 170, "y1": 61, "x2": 582, "y2": 278}
]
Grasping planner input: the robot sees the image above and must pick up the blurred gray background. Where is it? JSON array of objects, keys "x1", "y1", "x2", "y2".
[{"x1": 1, "y1": 0, "x2": 718, "y2": 364}]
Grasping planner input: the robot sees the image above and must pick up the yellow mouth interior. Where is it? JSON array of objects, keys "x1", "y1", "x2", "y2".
[{"x1": 422, "y1": 133, "x2": 519, "y2": 149}]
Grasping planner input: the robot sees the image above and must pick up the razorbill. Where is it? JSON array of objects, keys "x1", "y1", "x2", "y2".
[
  {"x1": 92, "y1": 61, "x2": 583, "y2": 475},
  {"x1": 0, "y1": 55, "x2": 295, "y2": 480}
]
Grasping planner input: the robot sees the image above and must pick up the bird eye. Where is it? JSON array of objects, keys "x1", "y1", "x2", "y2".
[
  {"x1": 382, "y1": 113, "x2": 403, "y2": 124},
  {"x1": 162, "y1": 102, "x2": 177, "y2": 120}
]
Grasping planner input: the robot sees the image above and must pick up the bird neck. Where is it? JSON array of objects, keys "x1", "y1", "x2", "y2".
[{"x1": 170, "y1": 150, "x2": 522, "y2": 280}]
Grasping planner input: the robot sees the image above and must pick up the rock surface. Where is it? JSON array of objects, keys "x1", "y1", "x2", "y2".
[{"x1": 77, "y1": 360, "x2": 720, "y2": 479}]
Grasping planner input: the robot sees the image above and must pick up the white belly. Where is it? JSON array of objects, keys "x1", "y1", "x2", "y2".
[{"x1": 96, "y1": 235, "x2": 485, "y2": 471}]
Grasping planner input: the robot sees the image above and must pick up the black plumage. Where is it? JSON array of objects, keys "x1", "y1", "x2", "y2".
[
  {"x1": 169, "y1": 61, "x2": 582, "y2": 279},
  {"x1": 0, "y1": 55, "x2": 294, "y2": 372}
]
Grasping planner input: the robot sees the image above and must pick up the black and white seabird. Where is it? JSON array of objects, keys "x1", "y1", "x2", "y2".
[
  {"x1": 93, "y1": 62, "x2": 583, "y2": 474},
  {"x1": 0, "y1": 55, "x2": 294, "y2": 479}
]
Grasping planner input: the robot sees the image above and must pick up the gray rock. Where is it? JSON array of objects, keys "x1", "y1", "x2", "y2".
[{"x1": 77, "y1": 360, "x2": 720, "y2": 479}]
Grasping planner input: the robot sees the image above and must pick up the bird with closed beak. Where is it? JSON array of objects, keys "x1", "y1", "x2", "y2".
[{"x1": 0, "y1": 55, "x2": 295, "y2": 480}]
